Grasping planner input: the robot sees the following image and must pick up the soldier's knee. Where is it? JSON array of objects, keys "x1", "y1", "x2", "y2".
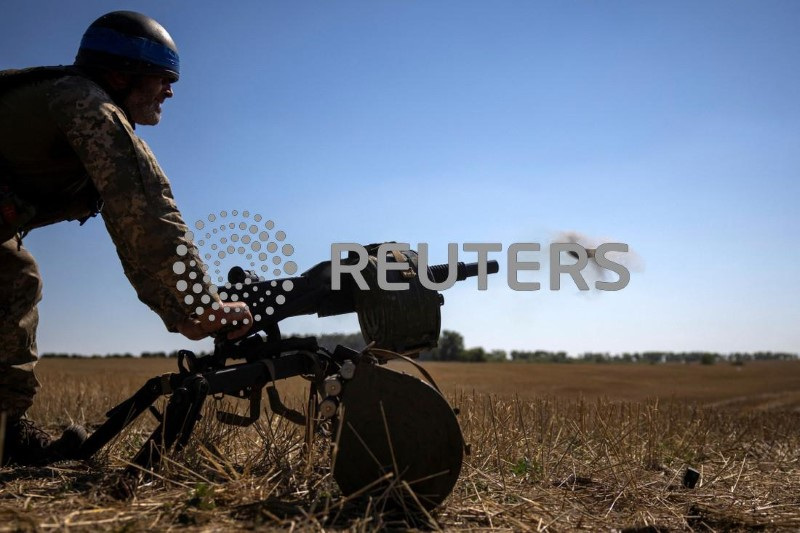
[{"x1": 0, "y1": 366, "x2": 38, "y2": 418}]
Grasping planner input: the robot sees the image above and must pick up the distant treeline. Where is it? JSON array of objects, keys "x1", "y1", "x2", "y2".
[
  {"x1": 505, "y1": 350, "x2": 798, "y2": 365},
  {"x1": 41, "y1": 350, "x2": 187, "y2": 359},
  {"x1": 40, "y1": 332, "x2": 368, "y2": 361},
  {"x1": 41, "y1": 330, "x2": 798, "y2": 364},
  {"x1": 415, "y1": 331, "x2": 798, "y2": 364}
]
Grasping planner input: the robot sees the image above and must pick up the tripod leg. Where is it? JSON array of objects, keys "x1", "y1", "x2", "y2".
[
  {"x1": 126, "y1": 376, "x2": 209, "y2": 475},
  {"x1": 79, "y1": 376, "x2": 165, "y2": 460}
]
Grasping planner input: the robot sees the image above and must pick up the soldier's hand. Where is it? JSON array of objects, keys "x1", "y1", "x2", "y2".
[{"x1": 177, "y1": 301, "x2": 253, "y2": 341}]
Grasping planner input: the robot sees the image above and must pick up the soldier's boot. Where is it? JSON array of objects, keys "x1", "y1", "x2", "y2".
[
  {"x1": 1, "y1": 418, "x2": 87, "y2": 466},
  {"x1": 1, "y1": 418, "x2": 51, "y2": 465}
]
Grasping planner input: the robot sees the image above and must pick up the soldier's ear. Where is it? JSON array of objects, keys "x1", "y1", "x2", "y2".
[{"x1": 104, "y1": 71, "x2": 133, "y2": 91}]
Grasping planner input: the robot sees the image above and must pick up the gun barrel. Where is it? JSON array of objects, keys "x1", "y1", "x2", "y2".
[
  {"x1": 223, "y1": 258, "x2": 501, "y2": 333},
  {"x1": 427, "y1": 260, "x2": 499, "y2": 283}
]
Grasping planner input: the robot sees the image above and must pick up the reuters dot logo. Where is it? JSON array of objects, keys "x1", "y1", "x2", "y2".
[{"x1": 173, "y1": 210, "x2": 296, "y2": 324}]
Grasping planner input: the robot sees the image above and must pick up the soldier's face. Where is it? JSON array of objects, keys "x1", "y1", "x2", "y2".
[{"x1": 125, "y1": 75, "x2": 174, "y2": 126}]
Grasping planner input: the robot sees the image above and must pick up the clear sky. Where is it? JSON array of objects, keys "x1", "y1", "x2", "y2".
[{"x1": 3, "y1": 1, "x2": 798, "y2": 357}]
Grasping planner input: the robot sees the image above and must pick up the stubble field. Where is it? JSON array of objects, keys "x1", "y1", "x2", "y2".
[{"x1": 2, "y1": 358, "x2": 799, "y2": 531}]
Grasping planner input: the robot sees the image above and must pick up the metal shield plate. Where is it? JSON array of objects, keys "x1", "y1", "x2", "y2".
[{"x1": 333, "y1": 362, "x2": 463, "y2": 510}]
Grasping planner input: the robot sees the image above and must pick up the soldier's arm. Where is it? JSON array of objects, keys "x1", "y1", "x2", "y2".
[{"x1": 45, "y1": 75, "x2": 226, "y2": 333}]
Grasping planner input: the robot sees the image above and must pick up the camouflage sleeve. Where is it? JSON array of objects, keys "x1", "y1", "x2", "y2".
[{"x1": 45, "y1": 75, "x2": 220, "y2": 331}]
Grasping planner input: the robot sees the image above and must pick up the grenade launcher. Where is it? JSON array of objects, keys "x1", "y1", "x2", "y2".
[{"x1": 78, "y1": 244, "x2": 499, "y2": 510}]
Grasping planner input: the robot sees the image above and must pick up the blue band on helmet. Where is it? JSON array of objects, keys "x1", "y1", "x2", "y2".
[{"x1": 79, "y1": 26, "x2": 179, "y2": 76}]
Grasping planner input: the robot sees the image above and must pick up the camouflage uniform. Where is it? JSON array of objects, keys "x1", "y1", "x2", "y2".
[{"x1": 0, "y1": 69, "x2": 220, "y2": 418}]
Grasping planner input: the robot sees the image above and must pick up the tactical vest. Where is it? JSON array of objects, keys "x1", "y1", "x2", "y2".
[{"x1": 0, "y1": 66, "x2": 103, "y2": 241}]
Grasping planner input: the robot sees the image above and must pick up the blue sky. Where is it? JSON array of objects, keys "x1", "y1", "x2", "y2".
[{"x1": 3, "y1": 1, "x2": 798, "y2": 356}]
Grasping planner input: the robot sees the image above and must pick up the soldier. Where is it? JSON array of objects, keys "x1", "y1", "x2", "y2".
[{"x1": 0, "y1": 11, "x2": 252, "y2": 465}]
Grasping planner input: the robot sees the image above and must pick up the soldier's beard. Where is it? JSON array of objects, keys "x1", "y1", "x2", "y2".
[
  {"x1": 124, "y1": 84, "x2": 164, "y2": 126},
  {"x1": 126, "y1": 99, "x2": 162, "y2": 126}
]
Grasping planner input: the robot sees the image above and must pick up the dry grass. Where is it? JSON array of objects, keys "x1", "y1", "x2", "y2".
[{"x1": 1, "y1": 359, "x2": 799, "y2": 531}]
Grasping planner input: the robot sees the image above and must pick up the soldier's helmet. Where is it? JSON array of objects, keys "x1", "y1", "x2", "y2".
[{"x1": 74, "y1": 11, "x2": 179, "y2": 82}]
